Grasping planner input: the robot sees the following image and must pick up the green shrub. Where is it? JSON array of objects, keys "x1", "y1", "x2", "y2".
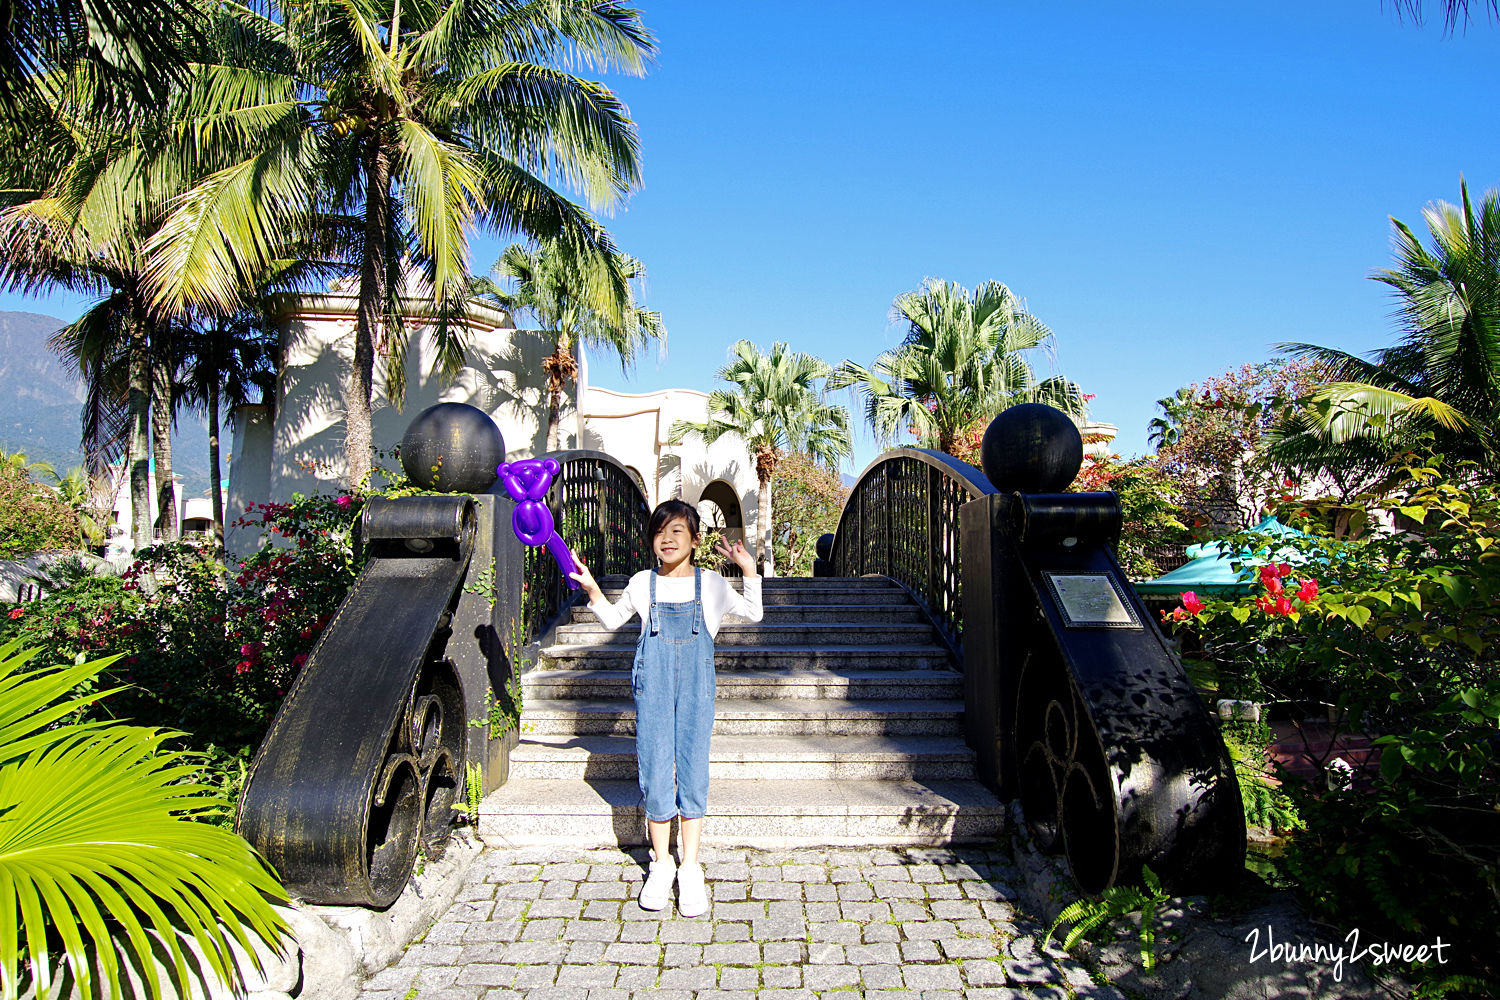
[{"x1": 0, "y1": 465, "x2": 80, "y2": 557}]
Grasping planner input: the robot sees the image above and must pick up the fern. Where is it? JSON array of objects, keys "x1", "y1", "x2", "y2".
[{"x1": 1045, "y1": 865, "x2": 1173, "y2": 973}]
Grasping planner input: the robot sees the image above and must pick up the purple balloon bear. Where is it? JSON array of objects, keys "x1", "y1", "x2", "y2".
[{"x1": 496, "y1": 458, "x2": 583, "y2": 588}]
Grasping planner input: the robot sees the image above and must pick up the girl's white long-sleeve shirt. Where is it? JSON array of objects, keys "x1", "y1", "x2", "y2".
[{"x1": 588, "y1": 569, "x2": 763, "y2": 639}]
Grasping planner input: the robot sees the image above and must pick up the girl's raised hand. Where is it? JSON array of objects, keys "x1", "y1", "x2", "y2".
[
  {"x1": 714, "y1": 538, "x2": 758, "y2": 577},
  {"x1": 569, "y1": 556, "x2": 601, "y2": 599}
]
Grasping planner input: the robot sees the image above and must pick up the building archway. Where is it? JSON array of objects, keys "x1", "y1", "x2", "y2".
[{"x1": 697, "y1": 479, "x2": 745, "y2": 544}]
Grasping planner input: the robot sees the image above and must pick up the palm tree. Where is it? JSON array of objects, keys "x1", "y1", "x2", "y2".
[
  {"x1": 486, "y1": 238, "x2": 664, "y2": 451},
  {"x1": 670, "y1": 341, "x2": 851, "y2": 577},
  {"x1": 141, "y1": 0, "x2": 655, "y2": 488},
  {"x1": 1270, "y1": 180, "x2": 1500, "y2": 476},
  {"x1": 0, "y1": 643, "x2": 289, "y2": 1000},
  {"x1": 827, "y1": 278, "x2": 1087, "y2": 456}
]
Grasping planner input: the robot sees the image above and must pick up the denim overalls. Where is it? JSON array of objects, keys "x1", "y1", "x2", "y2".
[{"x1": 633, "y1": 567, "x2": 716, "y2": 822}]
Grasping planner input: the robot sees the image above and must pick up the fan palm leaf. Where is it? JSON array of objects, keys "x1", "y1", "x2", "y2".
[{"x1": 0, "y1": 641, "x2": 288, "y2": 1000}]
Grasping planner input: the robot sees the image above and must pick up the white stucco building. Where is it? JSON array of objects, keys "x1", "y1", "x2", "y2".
[{"x1": 223, "y1": 292, "x2": 758, "y2": 558}]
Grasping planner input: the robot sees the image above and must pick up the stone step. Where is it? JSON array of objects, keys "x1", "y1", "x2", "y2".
[
  {"x1": 478, "y1": 778, "x2": 1006, "y2": 847},
  {"x1": 594, "y1": 585, "x2": 912, "y2": 606},
  {"x1": 540, "y1": 644, "x2": 952, "y2": 671},
  {"x1": 521, "y1": 697, "x2": 963, "y2": 736},
  {"x1": 509, "y1": 733, "x2": 979, "y2": 780},
  {"x1": 522, "y1": 667, "x2": 962, "y2": 701},
  {"x1": 569, "y1": 603, "x2": 926, "y2": 625},
  {"x1": 553, "y1": 621, "x2": 935, "y2": 647}
]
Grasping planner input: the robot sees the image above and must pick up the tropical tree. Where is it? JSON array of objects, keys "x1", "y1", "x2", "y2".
[
  {"x1": 1270, "y1": 180, "x2": 1500, "y2": 480},
  {"x1": 0, "y1": 642, "x2": 289, "y2": 1000},
  {"x1": 828, "y1": 278, "x2": 1086, "y2": 456},
  {"x1": 484, "y1": 238, "x2": 664, "y2": 451},
  {"x1": 142, "y1": 0, "x2": 655, "y2": 488},
  {"x1": 670, "y1": 341, "x2": 851, "y2": 577}
]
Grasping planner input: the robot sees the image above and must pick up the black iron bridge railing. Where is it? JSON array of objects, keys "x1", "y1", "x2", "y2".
[{"x1": 827, "y1": 448, "x2": 996, "y2": 660}]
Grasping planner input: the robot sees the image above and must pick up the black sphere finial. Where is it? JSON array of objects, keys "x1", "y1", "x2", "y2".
[
  {"x1": 399, "y1": 402, "x2": 505, "y2": 494},
  {"x1": 979, "y1": 403, "x2": 1083, "y2": 493}
]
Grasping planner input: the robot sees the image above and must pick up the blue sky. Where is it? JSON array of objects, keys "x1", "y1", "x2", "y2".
[{"x1": 5, "y1": 2, "x2": 1498, "y2": 476}]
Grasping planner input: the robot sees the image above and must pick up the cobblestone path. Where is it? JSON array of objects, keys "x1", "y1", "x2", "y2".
[{"x1": 357, "y1": 845, "x2": 1123, "y2": 1000}]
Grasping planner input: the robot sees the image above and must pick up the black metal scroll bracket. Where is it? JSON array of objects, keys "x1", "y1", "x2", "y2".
[
  {"x1": 963, "y1": 491, "x2": 1244, "y2": 896},
  {"x1": 237, "y1": 496, "x2": 477, "y2": 907}
]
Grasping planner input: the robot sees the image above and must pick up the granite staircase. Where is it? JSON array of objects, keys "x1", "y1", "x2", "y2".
[{"x1": 480, "y1": 576, "x2": 1005, "y2": 846}]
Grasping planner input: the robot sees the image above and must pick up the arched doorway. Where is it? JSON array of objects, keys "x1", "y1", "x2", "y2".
[{"x1": 696, "y1": 479, "x2": 745, "y2": 545}]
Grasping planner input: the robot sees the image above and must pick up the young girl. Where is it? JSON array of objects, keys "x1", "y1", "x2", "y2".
[{"x1": 569, "y1": 499, "x2": 761, "y2": 917}]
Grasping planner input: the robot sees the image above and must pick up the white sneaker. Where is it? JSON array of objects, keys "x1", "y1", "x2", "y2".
[
  {"x1": 676, "y1": 860, "x2": 708, "y2": 917},
  {"x1": 638, "y1": 852, "x2": 675, "y2": 911}
]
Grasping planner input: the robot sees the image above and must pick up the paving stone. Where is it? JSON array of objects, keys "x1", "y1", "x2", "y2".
[
  {"x1": 578, "y1": 882, "x2": 630, "y2": 900},
  {"x1": 520, "y1": 917, "x2": 566, "y2": 940},
  {"x1": 503, "y1": 940, "x2": 567, "y2": 963},
  {"x1": 848, "y1": 943, "x2": 901, "y2": 965},
  {"x1": 804, "y1": 901, "x2": 841, "y2": 922},
  {"x1": 564, "y1": 940, "x2": 607, "y2": 963},
  {"x1": 752, "y1": 915, "x2": 806, "y2": 940},
  {"x1": 424, "y1": 922, "x2": 470, "y2": 944},
  {"x1": 979, "y1": 901, "x2": 1017, "y2": 922},
  {"x1": 417, "y1": 967, "x2": 462, "y2": 988},
  {"x1": 929, "y1": 900, "x2": 983, "y2": 921},
  {"x1": 703, "y1": 941, "x2": 760, "y2": 965},
  {"x1": 364, "y1": 967, "x2": 419, "y2": 991},
  {"x1": 860, "y1": 963, "x2": 904, "y2": 989},
  {"x1": 526, "y1": 988, "x2": 586, "y2": 1000},
  {"x1": 890, "y1": 901, "x2": 929, "y2": 921},
  {"x1": 456, "y1": 965, "x2": 518, "y2": 988},
  {"x1": 528, "y1": 899, "x2": 584, "y2": 919},
  {"x1": 513, "y1": 966, "x2": 558, "y2": 988},
  {"x1": 861, "y1": 922, "x2": 900, "y2": 943},
  {"x1": 398, "y1": 942, "x2": 462, "y2": 966},
  {"x1": 865, "y1": 991, "x2": 918, "y2": 1000},
  {"x1": 540, "y1": 863, "x2": 591, "y2": 881},
  {"x1": 841, "y1": 901, "x2": 891, "y2": 922},
  {"x1": 963, "y1": 991, "x2": 1029, "y2": 1000},
  {"x1": 555, "y1": 966, "x2": 617, "y2": 988},
  {"x1": 480, "y1": 991, "x2": 523, "y2": 1000},
  {"x1": 902, "y1": 919, "x2": 958, "y2": 940},
  {"x1": 662, "y1": 943, "x2": 702, "y2": 966},
  {"x1": 803, "y1": 965, "x2": 860, "y2": 990},
  {"x1": 618, "y1": 922, "x2": 659, "y2": 943},
  {"x1": 698, "y1": 992, "x2": 755, "y2": 1000},
  {"x1": 901, "y1": 964, "x2": 963, "y2": 990},
  {"x1": 762, "y1": 941, "x2": 806, "y2": 964},
  {"x1": 1001, "y1": 957, "x2": 1062, "y2": 984},
  {"x1": 781, "y1": 865, "x2": 826, "y2": 883},
  {"x1": 837, "y1": 882, "x2": 875, "y2": 901},
  {"x1": 602, "y1": 941, "x2": 661, "y2": 965},
  {"x1": 488, "y1": 864, "x2": 541, "y2": 883},
  {"x1": 809, "y1": 921, "x2": 862, "y2": 944},
  {"x1": 923, "y1": 882, "x2": 963, "y2": 899},
  {"x1": 492, "y1": 900, "x2": 529, "y2": 920},
  {"x1": 712, "y1": 881, "x2": 748, "y2": 901},
  {"x1": 758, "y1": 967, "x2": 802, "y2": 988},
  {"x1": 1026, "y1": 987, "x2": 1068, "y2": 1000},
  {"x1": 629, "y1": 990, "x2": 691, "y2": 1000},
  {"x1": 718, "y1": 966, "x2": 758, "y2": 989},
  {"x1": 805, "y1": 942, "x2": 845, "y2": 964},
  {"x1": 872, "y1": 880, "x2": 925, "y2": 898},
  {"x1": 804, "y1": 884, "x2": 838, "y2": 902},
  {"x1": 585, "y1": 990, "x2": 629, "y2": 1000},
  {"x1": 540, "y1": 880, "x2": 580, "y2": 899},
  {"x1": 940, "y1": 937, "x2": 999, "y2": 959},
  {"x1": 899, "y1": 940, "x2": 942, "y2": 963},
  {"x1": 613, "y1": 967, "x2": 658, "y2": 989},
  {"x1": 657, "y1": 967, "x2": 716, "y2": 990},
  {"x1": 1007, "y1": 935, "x2": 1036, "y2": 960},
  {"x1": 907, "y1": 864, "x2": 945, "y2": 883},
  {"x1": 409, "y1": 988, "x2": 482, "y2": 1000},
  {"x1": 658, "y1": 920, "x2": 713, "y2": 943},
  {"x1": 493, "y1": 882, "x2": 544, "y2": 899},
  {"x1": 713, "y1": 901, "x2": 766, "y2": 921},
  {"x1": 713, "y1": 921, "x2": 750, "y2": 941},
  {"x1": 960, "y1": 881, "x2": 1005, "y2": 901},
  {"x1": 960, "y1": 959, "x2": 1008, "y2": 986},
  {"x1": 750, "y1": 882, "x2": 802, "y2": 900},
  {"x1": 578, "y1": 900, "x2": 624, "y2": 922},
  {"x1": 706, "y1": 862, "x2": 750, "y2": 880},
  {"x1": 456, "y1": 942, "x2": 510, "y2": 963}
]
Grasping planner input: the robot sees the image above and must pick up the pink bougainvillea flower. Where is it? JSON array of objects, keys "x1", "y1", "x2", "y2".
[
  {"x1": 1260, "y1": 568, "x2": 1284, "y2": 595},
  {"x1": 7, "y1": 607, "x2": 22, "y2": 620},
  {"x1": 1296, "y1": 578, "x2": 1319, "y2": 602},
  {"x1": 1180, "y1": 591, "x2": 1205, "y2": 615},
  {"x1": 234, "y1": 660, "x2": 253, "y2": 675},
  {"x1": 1273, "y1": 594, "x2": 1294, "y2": 616},
  {"x1": 335, "y1": 495, "x2": 353, "y2": 509},
  {"x1": 1277, "y1": 562, "x2": 1293, "y2": 577}
]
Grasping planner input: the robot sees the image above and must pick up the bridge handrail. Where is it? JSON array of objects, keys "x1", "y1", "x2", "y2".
[{"x1": 828, "y1": 448, "x2": 996, "y2": 657}]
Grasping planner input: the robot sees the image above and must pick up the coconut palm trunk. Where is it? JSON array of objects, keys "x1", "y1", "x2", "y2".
[
  {"x1": 543, "y1": 340, "x2": 579, "y2": 452},
  {"x1": 347, "y1": 134, "x2": 392, "y2": 489},
  {"x1": 126, "y1": 310, "x2": 152, "y2": 550},
  {"x1": 151, "y1": 327, "x2": 177, "y2": 542},
  {"x1": 207, "y1": 378, "x2": 223, "y2": 553}
]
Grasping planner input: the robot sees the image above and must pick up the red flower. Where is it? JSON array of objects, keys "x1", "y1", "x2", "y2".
[
  {"x1": 1276, "y1": 563, "x2": 1293, "y2": 577},
  {"x1": 1274, "y1": 594, "x2": 1293, "y2": 615},
  {"x1": 1295, "y1": 578, "x2": 1318, "y2": 602},
  {"x1": 1259, "y1": 566, "x2": 1284, "y2": 595},
  {"x1": 1179, "y1": 591, "x2": 1204, "y2": 615},
  {"x1": 234, "y1": 660, "x2": 253, "y2": 675},
  {"x1": 335, "y1": 495, "x2": 353, "y2": 509},
  {"x1": 7, "y1": 608, "x2": 22, "y2": 620}
]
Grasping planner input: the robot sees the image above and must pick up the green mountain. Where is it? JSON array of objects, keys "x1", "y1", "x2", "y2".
[{"x1": 0, "y1": 310, "x2": 215, "y2": 497}]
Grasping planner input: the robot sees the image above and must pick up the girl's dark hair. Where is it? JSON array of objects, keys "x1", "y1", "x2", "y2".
[{"x1": 648, "y1": 499, "x2": 701, "y2": 563}]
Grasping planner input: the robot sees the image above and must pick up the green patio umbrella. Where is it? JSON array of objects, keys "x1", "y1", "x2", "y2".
[{"x1": 1134, "y1": 515, "x2": 1317, "y2": 599}]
